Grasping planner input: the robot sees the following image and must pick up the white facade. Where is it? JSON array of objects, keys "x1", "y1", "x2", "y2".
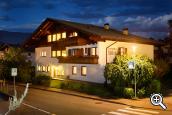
[{"x1": 35, "y1": 40, "x2": 154, "y2": 83}]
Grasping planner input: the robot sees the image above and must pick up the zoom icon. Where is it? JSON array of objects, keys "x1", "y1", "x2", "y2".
[{"x1": 150, "y1": 93, "x2": 167, "y2": 110}]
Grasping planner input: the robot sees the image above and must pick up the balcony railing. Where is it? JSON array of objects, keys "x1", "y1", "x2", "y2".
[{"x1": 57, "y1": 56, "x2": 99, "y2": 64}]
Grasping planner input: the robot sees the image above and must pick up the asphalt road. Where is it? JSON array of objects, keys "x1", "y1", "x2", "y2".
[{"x1": 0, "y1": 86, "x2": 172, "y2": 115}]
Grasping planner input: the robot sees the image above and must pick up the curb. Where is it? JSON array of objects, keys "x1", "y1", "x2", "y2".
[{"x1": 0, "y1": 91, "x2": 13, "y2": 101}]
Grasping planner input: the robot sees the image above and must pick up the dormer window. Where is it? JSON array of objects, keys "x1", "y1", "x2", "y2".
[{"x1": 62, "y1": 32, "x2": 66, "y2": 38}]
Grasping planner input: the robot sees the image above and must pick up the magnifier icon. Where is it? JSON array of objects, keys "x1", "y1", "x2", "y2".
[{"x1": 150, "y1": 93, "x2": 167, "y2": 110}]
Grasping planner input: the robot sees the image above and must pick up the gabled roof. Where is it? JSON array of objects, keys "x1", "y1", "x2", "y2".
[{"x1": 24, "y1": 18, "x2": 163, "y2": 47}]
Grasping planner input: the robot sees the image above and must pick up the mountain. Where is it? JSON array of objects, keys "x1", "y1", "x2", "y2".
[{"x1": 0, "y1": 30, "x2": 31, "y2": 44}]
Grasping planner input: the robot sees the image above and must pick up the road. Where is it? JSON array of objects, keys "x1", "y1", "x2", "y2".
[{"x1": 0, "y1": 86, "x2": 172, "y2": 115}]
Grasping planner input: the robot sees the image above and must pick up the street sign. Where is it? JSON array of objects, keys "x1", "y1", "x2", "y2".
[
  {"x1": 11, "y1": 68, "x2": 17, "y2": 76},
  {"x1": 128, "y1": 61, "x2": 135, "y2": 69}
]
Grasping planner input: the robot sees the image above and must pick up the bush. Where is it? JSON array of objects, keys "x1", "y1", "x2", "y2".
[
  {"x1": 137, "y1": 88, "x2": 146, "y2": 98},
  {"x1": 147, "y1": 79, "x2": 161, "y2": 95},
  {"x1": 123, "y1": 88, "x2": 134, "y2": 98},
  {"x1": 113, "y1": 86, "x2": 124, "y2": 97},
  {"x1": 33, "y1": 74, "x2": 51, "y2": 86}
]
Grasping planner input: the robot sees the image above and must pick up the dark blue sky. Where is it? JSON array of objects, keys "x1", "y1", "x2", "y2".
[{"x1": 0, "y1": 0, "x2": 172, "y2": 39}]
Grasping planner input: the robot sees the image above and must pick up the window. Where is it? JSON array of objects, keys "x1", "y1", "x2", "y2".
[
  {"x1": 91, "y1": 48, "x2": 96, "y2": 56},
  {"x1": 69, "y1": 32, "x2": 78, "y2": 37},
  {"x1": 40, "y1": 51, "x2": 46, "y2": 57},
  {"x1": 81, "y1": 66, "x2": 87, "y2": 76},
  {"x1": 47, "y1": 35, "x2": 51, "y2": 42},
  {"x1": 57, "y1": 50, "x2": 61, "y2": 57},
  {"x1": 37, "y1": 65, "x2": 41, "y2": 71},
  {"x1": 47, "y1": 66, "x2": 50, "y2": 72},
  {"x1": 52, "y1": 51, "x2": 56, "y2": 57},
  {"x1": 108, "y1": 48, "x2": 116, "y2": 55},
  {"x1": 62, "y1": 32, "x2": 66, "y2": 38},
  {"x1": 72, "y1": 66, "x2": 77, "y2": 75},
  {"x1": 62, "y1": 50, "x2": 67, "y2": 57},
  {"x1": 118, "y1": 47, "x2": 127, "y2": 55},
  {"x1": 52, "y1": 34, "x2": 56, "y2": 41},
  {"x1": 57, "y1": 33, "x2": 61, "y2": 40},
  {"x1": 42, "y1": 66, "x2": 46, "y2": 72},
  {"x1": 28, "y1": 52, "x2": 31, "y2": 57}
]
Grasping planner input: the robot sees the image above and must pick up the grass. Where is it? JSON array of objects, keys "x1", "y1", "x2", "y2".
[{"x1": 50, "y1": 79, "x2": 114, "y2": 98}]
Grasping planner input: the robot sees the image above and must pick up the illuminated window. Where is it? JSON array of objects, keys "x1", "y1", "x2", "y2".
[
  {"x1": 47, "y1": 35, "x2": 51, "y2": 42},
  {"x1": 52, "y1": 51, "x2": 56, "y2": 57},
  {"x1": 62, "y1": 32, "x2": 66, "y2": 38},
  {"x1": 62, "y1": 50, "x2": 67, "y2": 57},
  {"x1": 42, "y1": 66, "x2": 46, "y2": 72},
  {"x1": 37, "y1": 65, "x2": 41, "y2": 71},
  {"x1": 57, "y1": 50, "x2": 61, "y2": 56},
  {"x1": 91, "y1": 48, "x2": 96, "y2": 56},
  {"x1": 72, "y1": 66, "x2": 77, "y2": 75},
  {"x1": 118, "y1": 47, "x2": 127, "y2": 55},
  {"x1": 81, "y1": 66, "x2": 87, "y2": 76},
  {"x1": 47, "y1": 66, "x2": 50, "y2": 72},
  {"x1": 40, "y1": 51, "x2": 46, "y2": 57},
  {"x1": 69, "y1": 32, "x2": 78, "y2": 37},
  {"x1": 57, "y1": 33, "x2": 61, "y2": 40},
  {"x1": 52, "y1": 34, "x2": 56, "y2": 41}
]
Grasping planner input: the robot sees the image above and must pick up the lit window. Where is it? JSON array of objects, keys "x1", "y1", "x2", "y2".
[
  {"x1": 47, "y1": 66, "x2": 51, "y2": 72},
  {"x1": 57, "y1": 51, "x2": 61, "y2": 56},
  {"x1": 62, "y1": 50, "x2": 67, "y2": 57},
  {"x1": 37, "y1": 65, "x2": 41, "y2": 71},
  {"x1": 118, "y1": 47, "x2": 127, "y2": 55},
  {"x1": 52, "y1": 51, "x2": 56, "y2": 57},
  {"x1": 42, "y1": 66, "x2": 46, "y2": 72},
  {"x1": 62, "y1": 32, "x2": 66, "y2": 38},
  {"x1": 69, "y1": 32, "x2": 78, "y2": 37},
  {"x1": 91, "y1": 48, "x2": 96, "y2": 56},
  {"x1": 40, "y1": 51, "x2": 46, "y2": 57},
  {"x1": 47, "y1": 35, "x2": 51, "y2": 42},
  {"x1": 72, "y1": 66, "x2": 77, "y2": 75},
  {"x1": 57, "y1": 33, "x2": 61, "y2": 40},
  {"x1": 52, "y1": 34, "x2": 56, "y2": 41},
  {"x1": 81, "y1": 66, "x2": 87, "y2": 76}
]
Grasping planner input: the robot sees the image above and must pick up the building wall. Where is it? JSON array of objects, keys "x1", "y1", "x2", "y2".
[{"x1": 97, "y1": 40, "x2": 154, "y2": 65}]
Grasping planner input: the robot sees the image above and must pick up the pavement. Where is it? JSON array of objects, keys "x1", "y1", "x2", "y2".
[{"x1": 0, "y1": 83, "x2": 172, "y2": 115}]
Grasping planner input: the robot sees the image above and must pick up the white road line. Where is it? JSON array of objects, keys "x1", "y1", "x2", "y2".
[
  {"x1": 108, "y1": 111, "x2": 129, "y2": 115},
  {"x1": 125, "y1": 108, "x2": 159, "y2": 114},
  {"x1": 118, "y1": 109, "x2": 152, "y2": 115},
  {"x1": 22, "y1": 102, "x2": 51, "y2": 114}
]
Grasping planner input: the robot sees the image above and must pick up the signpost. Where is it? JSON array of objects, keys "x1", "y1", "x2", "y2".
[
  {"x1": 128, "y1": 61, "x2": 137, "y2": 98},
  {"x1": 11, "y1": 68, "x2": 17, "y2": 96}
]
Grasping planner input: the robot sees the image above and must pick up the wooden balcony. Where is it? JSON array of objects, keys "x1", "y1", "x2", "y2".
[{"x1": 57, "y1": 56, "x2": 99, "y2": 64}]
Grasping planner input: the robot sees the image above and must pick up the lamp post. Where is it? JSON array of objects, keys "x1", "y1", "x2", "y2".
[{"x1": 132, "y1": 45, "x2": 137, "y2": 98}]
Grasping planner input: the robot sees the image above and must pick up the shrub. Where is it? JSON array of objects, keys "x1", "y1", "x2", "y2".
[
  {"x1": 113, "y1": 86, "x2": 124, "y2": 97},
  {"x1": 147, "y1": 79, "x2": 161, "y2": 95},
  {"x1": 137, "y1": 88, "x2": 146, "y2": 98},
  {"x1": 33, "y1": 74, "x2": 51, "y2": 86},
  {"x1": 123, "y1": 88, "x2": 134, "y2": 98}
]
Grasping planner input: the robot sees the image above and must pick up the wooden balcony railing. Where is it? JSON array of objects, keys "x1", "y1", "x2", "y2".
[{"x1": 57, "y1": 56, "x2": 99, "y2": 64}]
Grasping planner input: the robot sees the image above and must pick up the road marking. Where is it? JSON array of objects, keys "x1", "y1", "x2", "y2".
[
  {"x1": 125, "y1": 108, "x2": 159, "y2": 114},
  {"x1": 117, "y1": 109, "x2": 151, "y2": 115},
  {"x1": 22, "y1": 102, "x2": 51, "y2": 114},
  {"x1": 108, "y1": 111, "x2": 129, "y2": 115}
]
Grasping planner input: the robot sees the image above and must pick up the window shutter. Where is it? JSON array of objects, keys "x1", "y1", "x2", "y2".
[
  {"x1": 88, "y1": 48, "x2": 91, "y2": 56},
  {"x1": 68, "y1": 49, "x2": 71, "y2": 56}
]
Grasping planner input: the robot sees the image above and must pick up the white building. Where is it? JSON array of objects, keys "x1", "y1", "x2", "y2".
[{"x1": 24, "y1": 18, "x2": 160, "y2": 83}]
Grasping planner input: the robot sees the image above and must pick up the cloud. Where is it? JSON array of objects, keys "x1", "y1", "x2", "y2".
[{"x1": 0, "y1": 15, "x2": 14, "y2": 21}]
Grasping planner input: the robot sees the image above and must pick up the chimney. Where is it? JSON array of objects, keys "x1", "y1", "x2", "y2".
[
  {"x1": 168, "y1": 20, "x2": 172, "y2": 38},
  {"x1": 123, "y1": 28, "x2": 129, "y2": 35},
  {"x1": 104, "y1": 23, "x2": 110, "y2": 30}
]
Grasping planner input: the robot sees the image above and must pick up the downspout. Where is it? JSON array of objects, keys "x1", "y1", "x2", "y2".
[{"x1": 106, "y1": 41, "x2": 117, "y2": 64}]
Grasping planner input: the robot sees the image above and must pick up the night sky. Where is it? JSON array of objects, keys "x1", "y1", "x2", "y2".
[{"x1": 0, "y1": 0, "x2": 172, "y2": 39}]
